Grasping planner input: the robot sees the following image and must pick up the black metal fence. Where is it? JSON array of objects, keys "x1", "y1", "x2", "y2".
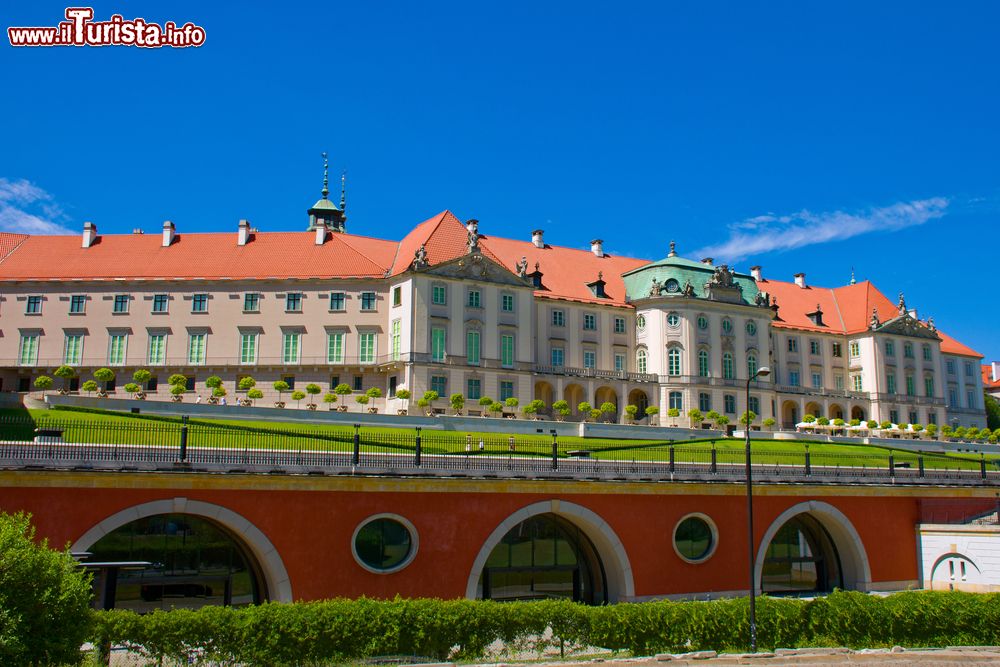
[{"x1": 1, "y1": 415, "x2": 998, "y2": 486}]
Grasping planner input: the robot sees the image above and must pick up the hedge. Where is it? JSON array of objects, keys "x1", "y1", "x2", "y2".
[{"x1": 91, "y1": 591, "x2": 1000, "y2": 665}]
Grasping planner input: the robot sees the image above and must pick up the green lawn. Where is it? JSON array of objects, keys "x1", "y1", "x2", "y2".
[{"x1": 0, "y1": 406, "x2": 994, "y2": 472}]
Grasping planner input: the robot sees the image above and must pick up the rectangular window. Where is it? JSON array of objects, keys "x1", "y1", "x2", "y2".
[
  {"x1": 18, "y1": 334, "x2": 39, "y2": 366},
  {"x1": 835, "y1": 374, "x2": 844, "y2": 390},
  {"x1": 946, "y1": 360, "x2": 955, "y2": 375},
  {"x1": 967, "y1": 390, "x2": 976, "y2": 409},
  {"x1": 698, "y1": 352, "x2": 709, "y2": 377},
  {"x1": 831, "y1": 342, "x2": 842, "y2": 357},
  {"x1": 147, "y1": 334, "x2": 166, "y2": 365},
  {"x1": 431, "y1": 375, "x2": 447, "y2": 396},
  {"x1": 749, "y1": 396, "x2": 760, "y2": 415},
  {"x1": 965, "y1": 362, "x2": 974, "y2": 377},
  {"x1": 789, "y1": 370, "x2": 800, "y2": 387},
  {"x1": 243, "y1": 293, "x2": 259, "y2": 312},
  {"x1": 392, "y1": 286, "x2": 402, "y2": 307},
  {"x1": 359, "y1": 332, "x2": 375, "y2": 363},
  {"x1": 810, "y1": 340, "x2": 820, "y2": 355},
  {"x1": 108, "y1": 334, "x2": 128, "y2": 366},
  {"x1": 467, "y1": 378, "x2": 481, "y2": 401},
  {"x1": 887, "y1": 373, "x2": 896, "y2": 394},
  {"x1": 240, "y1": 333, "x2": 258, "y2": 364},
  {"x1": 466, "y1": 330, "x2": 480, "y2": 365},
  {"x1": 928, "y1": 413, "x2": 937, "y2": 425},
  {"x1": 905, "y1": 375, "x2": 915, "y2": 396},
  {"x1": 583, "y1": 313, "x2": 596, "y2": 330},
  {"x1": 699, "y1": 392, "x2": 712, "y2": 412},
  {"x1": 614, "y1": 353, "x2": 625, "y2": 372},
  {"x1": 551, "y1": 347, "x2": 564, "y2": 367},
  {"x1": 329, "y1": 292, "x2": 346, "y2": 311},
  {"x1": 113, "y1": 294, "x2": 129, "y2": 313},
  {"x1": 948, "y1": 387, "x2": 959, "y2": 407},
  {"x1": 551, "y1": 310, "x2": 565, "y2": 327},
  {"x1": 187, "y1": 333, "x2": 206, "y2": 365},
  {"x1": 924, "y1": 376, "x2": 934, "y2": 397},
  {"x1": 327, "y1": 332, "x2": 344, "y2": 363},
  {"x1": 885, "y1": 340, "x2": 895, "y2": 356},
  {"x1": 811, "y1": 372, "x2": 822, "y2": 389},
  {"x1": 467, "y1": 289, "x2": 481, "y2": 308},
  {"x1": 26, "y1": 296, "x2": 42, "y2": 314},
  {"x1": 391, "y1": 320, "x2": 401, "y2": 361},
  {"x1": 909, "y1": 411, "x2": 918, "y2": 426},
  {"x1": 614, "y1": 317, "x2": 626, "y2": 334},
  {"x1": 361, "y1": 292, "x2": 377, "y2": 311},
  {"x1": 499, "y1": 380, "x2": 514, "y2": 402},
  {"x1": 149, "y1": 294, "x2": 170, "y2": 313},
  {"x1": 431, "y1": 285, "x2": 446, "y2": 305},
  {"x1": 191, "y1": 294, "x2": 208, "y2": 313},
  {"x1": 63, "y1": 334, "x2": 83, "y2": 365},
  {"x1": 890, "y1": 409, "x2": 899, "y2": 424},
  {"x1": 283, "y1": 375, "x2": 296, "y2": 391},
  {"x1": 285, "y1": 292, "x2": 302, "y2": 312},
  {"x1": 903, "y1": 342, "x2": 913, "y2": 358},
  {"x1": 431, "y1": 327, "x2": 446, "y2": 362},
  {"x1": 852, "y1": 374, "x2": 863, "y2": 392},
  {"x1": 583, "y1": 350, "x2": 596, "y2": 368},
  {"x1": 501, "y1": 293, "x2": 514, "y2": 312},
  {"x1": 724, "y1": 394, "x2": 736, "y2": 414},
  {"x1": 282, "y1": 332, "x2": 301, "y2": 364},
  {"x1": 70, "y1": 295, "x2": 86, "y2": 314},
  {"x1": 787, "y1": 337, "x2": 798, "y2": 353},
  {"x1": 501, "y1": 334, "x2": 514, "y2": 368}
]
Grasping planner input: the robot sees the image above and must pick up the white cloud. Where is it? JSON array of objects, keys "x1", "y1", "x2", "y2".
[
  {"x1": 695, "y1": 197, "x2": 949, "y2": 262},
  {"x1": 0, "y1": 177, "x2": 75, "y2": 235}
]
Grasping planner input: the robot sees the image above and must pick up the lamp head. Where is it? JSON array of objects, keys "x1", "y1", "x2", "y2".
[{"x1": 756, "y1": 366, "x2": 771, "y2": 378}]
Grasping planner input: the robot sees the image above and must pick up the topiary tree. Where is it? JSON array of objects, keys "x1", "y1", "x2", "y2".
[
  {"x1": 272, "y1": 380, "x2": 290, "y2": 407},
  {"x1": 954, "y1": 426, "x2": 967, "y2": 439},
  {"x1": 53, "y1": 365, "x2": 75, "y2": 393},
  {"x1": 365, "y1": 387, "x2": 383, "y2": 412},
  {"x1": 763, "y1": 417, "x2": 776, "y2": 430},
  {"x1": 589, "y1": 408, "x2": 602, "y2": 421},
  {"x1": 450, "y1": 393, "x2": 466, "y2": 415},
  {"x1": 833, "y1": 418, "x2": 846, "y2": 429},
  {"x1": 624, "y1": 404, "x2": 639, "y2": 423},
  {"x1": 667, "y1": 407, "x2": 680, "y2": 426},
  {"x1": 816, "y1": 416, "x2": 830, "y2": 426},
  {"x1": 168, "y1": 374, "x2": 188, "y2": 389},
  {"x1": 867, "y1": 419, "x2": 878, "y2": 429},
  {"x1": 504, "y1": 397, "x2": 520, "y2": 412},
  {"x1": 305, "y1": 383, "x2": 322, "y2": 409},
  {"x1": 170, "y1": 384, "x2": 186, "y2": 400},
  {"x1": 965, "y1": 427, "x2": 978, "y2": 440},
  {"x1": 81, "y1": 380, "x2": 98, "y2": 396},
  {"x1": 356, "y1": 393, "x2": 370, "y2": 408},
  {"x1": 478, "y1": 395, "x2": 494, "y2": 412},
  {"x1": 849, "y1": 418, "x2": 860, "y2": 427},
  {"x1": 706, "y1": 410, "x2": 721, "y2": 427},
  {"x1": 247, "y1": 388, "x2": 263, "y2": 405},
  {"x1": 879, "y1": 420, "x2": 893, "y2": 430},
  {"x1": 419, "y1": 390, "x2": 439, "y2": 415},
  {"x1": 897, "y1": 422, "x2": 909, "y2": 433},
  {"x1": 687, "y1": 408, "x2": 703, "y2": 428},
  {"x1": 0, "y1": 512, "x2": 94, "y2": 667},
  {"x1": 600, "y1": 401, "x2": 617, "y2": 423},
  {"x1": 645, "y1": 406, "x2": 660, "y2": 425},
  {"x1": 205, "y1": 376, "x2": 224, "y2": 404},
  {"x1": 994, "y1": 427, "x2": 1000, "y2": 440},
  {"x1": 714, "y1": 414, "x2": 730, "y2": 431},
  {"x1": 396, "y1": 388, "x2": 412, "y2": 401},
  {"x1": 941, "y1": 424, "x2": 953, "y2": 438},
  {"x1": 740, "y1": 410, "x2": 757, "y2": 427},
  {"x1": 212, "y1": 385, "x2": 227, "y2": 401},
  {"x1": 489, "y1": 400, "x2": 504, "y2": 416},
  {"x1": 802, "y1": 413, "x2": 816, "y2": 424},
  {"x1": 578, "y1": 401, "x2": 592, "y2": 420},
  {"x1": 912, "y1": 423, "x2": 924, "y2": 433},
  {"x1": 93, "y1": 367, "x2": 115, "y2": 395},
  {"x1": 123, "y1": 382, "x2": 141, "y2": 399},
  {"x1": 926, "y1": 423, "x2": 938, "y2": 438},
  {"x1": 524, "y1": 399, "x2": 546, "y2": 419},
  {"x1": 290, "y1": 390, "x2": 305, "y2": 408},
  {"x1": 33, "y1": 375, "x2": 53, "y2": 397},
  {"x1": 552, "y1": 399, "x2": 571, "y2": 420},
  {"x1": 323, "y1": 392, "x2": 337, "y2": 409}
]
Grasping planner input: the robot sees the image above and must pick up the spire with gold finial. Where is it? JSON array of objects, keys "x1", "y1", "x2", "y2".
[
  {"x1": 668, "y1": 240, "x2": 677, "y2": 258},
  {"x1": 307, "y1": 152, "x2": 347, "y2": 233},
  {"x1": 340, "y1": 169, "x2": 347, "y2": 212},
  {"x1": 321, "y1": 152, "x2": 330, "y2": 200},
  {"x1": 849, "y1": 267, "x2": 856, "y2": 285}
]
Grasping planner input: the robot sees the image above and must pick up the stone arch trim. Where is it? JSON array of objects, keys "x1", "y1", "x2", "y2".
[
  {"x1": 71, "y1": 498, "x2": 293, "y2": 602},
  {"x1": 465, "y1": 500, "x2": 635, "y2": 602},
  {"x1": 754, "y1": 500, "x2": 872, "y2": 592}
]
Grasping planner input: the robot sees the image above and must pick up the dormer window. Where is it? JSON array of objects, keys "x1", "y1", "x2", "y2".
[
  {"x1": 806, "y1": 304, "x2": 825, "y2": 326},
  {"x1": 586, "y1": 272, "x2": 607, "y2": 298}
]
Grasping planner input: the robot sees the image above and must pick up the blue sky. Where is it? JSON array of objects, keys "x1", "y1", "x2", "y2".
[{"x1": 2, "y1": 1, "x2": 998, "y2": 360}]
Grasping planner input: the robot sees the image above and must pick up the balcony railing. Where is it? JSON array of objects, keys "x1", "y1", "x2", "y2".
[{"x1": 532, "y1": 365, "x2": 658, "y2": 383}]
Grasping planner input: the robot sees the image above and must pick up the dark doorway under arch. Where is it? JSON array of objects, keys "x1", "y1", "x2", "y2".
[
  {"x1": 88, "y1": 513, "x2": 265, "y2": 612},
  {"x1": 761, "y1": 514, "x2": 843, "y2": 595},
  {"x1": 477, "y1": 513, "x2": 607, "y2": 604}
]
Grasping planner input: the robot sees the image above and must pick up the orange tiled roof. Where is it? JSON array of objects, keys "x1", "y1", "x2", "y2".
[
  {"x1": 0, "y1": 232, "x2": 29, "y2": 263},
  {"x1": 391, "y1": 211, "x2": 503, "y2": 276},
  {"x1": 0, "y1": 231, "x2": 398, "y2": 281},
  {"x1": 480, "y1": 235, "x2": 649, "y2": 307},
  {"x1": 936, "y1": 328, "x2": 982, "y2": 358},
  {"x1": 982, "y1": 365, "x2": 1000, "y2": 389}
]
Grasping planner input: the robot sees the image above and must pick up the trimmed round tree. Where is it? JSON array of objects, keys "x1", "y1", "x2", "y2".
[
  {"x1": 578, "y1": 402, "x2": 592, "y2": 420},
  {"x1": 247, "y1": 388, "x2": 263, "y2": 405},
  {"x1": 687, "y1": 409, "x2": 703, "y2": 427},
  {"x1": 552, "y1": 399, "x2": 570, "y2": 420},
  {"x1": 93, "y1": 368, "x2": 115, "y2": 395},
  {"x1": 272, "y1": 380, "x2": 290, "y2": 406},
  {"x1": 624, "y1": 404, "x2": 639, "y2": 423},
  {"x1": 53, "y1": 365, "x2": 76, "y2": 393},
  {"x1": 291, "y1": 390, "x2": 306, "y2": 408},
  {"x1": 123, "y1": 382, "x2": 141, "y2": 399},
  {"x1": 33, "y1": 375, "x2": 53, "y2": 397},
  {"x1": 600, "y1": 401, "x2": 617, "y2": 422},
  {"x1": 305, "y1": 383, "x2": 322, "y2": 408},
  {"x1": 763, "y1": 417, "x2": 776, "y2": 430},
  {"x1": 81, "y1": 380, "x2": 98, "y2": 396},
  {"x1": 645, "y1": 405, "x2": 660, "y2": 424}
]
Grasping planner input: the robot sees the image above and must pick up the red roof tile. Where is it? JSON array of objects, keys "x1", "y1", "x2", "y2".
[
  {"x1": 936, "y1": 328, "x2": 982, "y2": 358},
  {"x1": 0, "y1": 232, "x2": 28, "y2": 263},
  {"x1": 982, "y1": 365, "x2": 1000, "y2": 389},
  {"x1": 762, "y1": 279, "x2": 899, "y2": 334}
]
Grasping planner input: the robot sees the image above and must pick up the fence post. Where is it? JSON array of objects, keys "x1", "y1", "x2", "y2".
[
  {"x1": 669, "y1": 445, "x2": 675, "y2": 473},
  {"x1": 981, "y1": 453, "x2": 987, "y2": 480},
  {"x1": 414, "y1": 427, "x2": 422, "y2": 467},
  {"x1": 888, "y1": 453, "x2": 894, "y2": 477},
  {"x1": 804, "y1": 444, "x2": 811, "y2": 476},
  {"x1": 179, "y1": 415, "x2": 188, "y2": 462},
  {"x1": 352, "y1": 424, "x2": 360, "y2": 466},
  {"x1": 710, "y1": 443, "x2": 717, "y2": 474},
  {"x1": 918, "y1": 456, "x2": 925, "y2": 478},
  {"x1": 551, "y1": 430, "x2": 558, "y2": 470}
]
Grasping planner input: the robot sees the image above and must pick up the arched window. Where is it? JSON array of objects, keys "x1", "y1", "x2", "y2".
[
  {"x1": 636, "y1": 348, "x2": 647, "y2": 374},
  {"x1": 698, "y1": 349, "x2": 709, "y2": 377},
  {"x1": 669, "y1": 391, "x2": 683, "y2": 410},
  {"x1": 668, "y1": 347, "x2": 682, "y2": 376},
  {"x1": 747, "y1": 353, "x2": 758, "y2": 378},
  {"x1": 722, "y1": 352, "x2": 734, "y2": 380}
]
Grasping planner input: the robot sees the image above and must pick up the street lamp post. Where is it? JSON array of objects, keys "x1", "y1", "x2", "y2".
[{"x1": 745, "y1": 365, "x2": 770, "y2": 653}]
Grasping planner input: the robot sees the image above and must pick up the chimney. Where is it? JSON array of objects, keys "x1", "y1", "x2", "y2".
[
  {"x1": 701, "y1": 257, "x2": 714, "y2": 266},
  {"x1": 81, "y1": 221, "x2": 97, "y2": 248},
  {"x1": 315, "y1": 225, "x2": 327, "y2": 245},
  {"x1": 992, "y1": 361, "x2": 999, "y2": 383},
  {"x1": 750, "y1": 265, "x2": 762, "y2": 281},
  {"x1": 237, "y1": 219, "x2": 251, "y2": 246},
  {"x1": 161, "y1": 220, "x2": 175, "y2": 247},
  {"x1": 794, "y1": 272, "x2": 806, "y2": 288},
  {"x1": 590, "y1": 239, "x2": 604, "y2": 257},
  {"x1": 465, "y1": 219, "x2": 479, "y2": 235},
  {"x1": 532, "y1": 229, "x2": 545, "y2": 248}
]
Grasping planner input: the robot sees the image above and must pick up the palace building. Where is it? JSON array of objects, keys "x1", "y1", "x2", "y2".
[{"x1": 0, "y1": 175, "x2": 988, "y2": 430}]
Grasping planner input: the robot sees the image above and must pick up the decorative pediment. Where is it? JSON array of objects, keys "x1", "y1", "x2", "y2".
[
  {"x1": 421, "y1": 253, "x2": 530, "y2": 287},
  {"x1": 703, "y1": 264, "x2": 744, "y2": 304},
  {"x1": 873, "y1": 313, "x2": 940, "y2": 340}
]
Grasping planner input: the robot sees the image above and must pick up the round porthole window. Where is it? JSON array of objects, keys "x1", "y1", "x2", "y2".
[
  {"x1": 673, "y1": 514, "x2": 718, "y2": 564},
  {"x1": 637, "y1": 314, "x2": 646, "y2": 331},
  {"x1": 352, "y1": 514, "x2": 418, "y2": 574},
  {"x1": 721, "y1": 318, "x2": 733, "y2": 334},
  {"x1": 697, "y1": 315, "x2": 709, "y2": 331},
  {"x1": 665, "y1": 279, "x2": 680, "y2": 293},
  {"x1": 746, "y1": 320, "x2": 757, "y2": 336},
  {"x1": 666, "y1": 312, "x2": 680, "y2": 328}
]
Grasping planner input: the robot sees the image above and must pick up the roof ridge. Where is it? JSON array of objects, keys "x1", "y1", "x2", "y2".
[
  {"x1": 0, "y1": 233, "x2": 30, "y2": 265},
  {"x1": 331, "y1": 231, "x2": 393, "y2": 272}
]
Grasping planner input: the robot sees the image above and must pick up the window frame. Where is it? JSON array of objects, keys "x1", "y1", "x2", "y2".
[
  {"x1": 360, "y1": 292, "x2": 377, "y2": 312},
  {"x1": 112, "y1": 294, "x2": 130, "y2": 314}
]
